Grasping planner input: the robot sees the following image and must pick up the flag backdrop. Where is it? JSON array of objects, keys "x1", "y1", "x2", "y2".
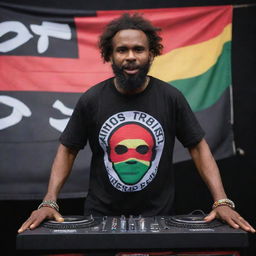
[{"x1": 0, "y1": 4, "x2": 235, "y2": 199}]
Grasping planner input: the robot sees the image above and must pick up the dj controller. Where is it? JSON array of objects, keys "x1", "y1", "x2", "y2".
[{"x1": 16, "y1": 211, "x2": 249, "y2": 253}]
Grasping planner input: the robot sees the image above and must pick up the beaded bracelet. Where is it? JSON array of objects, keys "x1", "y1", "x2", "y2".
[
  {"x1": 38, "y1": 200, "x2": 59, "y2": 212},
  {"x1": 212, "y1": 198, "x2": 235, "y2": 209}
]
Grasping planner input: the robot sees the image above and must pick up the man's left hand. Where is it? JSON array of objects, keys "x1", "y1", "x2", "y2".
[{"x1": 204, "y1": 206, "x2": 255, "y2": 233}]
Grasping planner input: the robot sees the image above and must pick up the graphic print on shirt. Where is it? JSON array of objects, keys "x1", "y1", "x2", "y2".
[{"x1": 99, "y1": 111, "x2": 165, "y2": 192}]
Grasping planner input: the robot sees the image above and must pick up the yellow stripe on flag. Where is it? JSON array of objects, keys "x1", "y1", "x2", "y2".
[{"x1": 149, "y1": 24, "x2": 232, "y2": 82}]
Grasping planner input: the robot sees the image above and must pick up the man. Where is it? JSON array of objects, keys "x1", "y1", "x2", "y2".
[{"x1": 18, "y1": 13, "x2": 254, "y2": 233}]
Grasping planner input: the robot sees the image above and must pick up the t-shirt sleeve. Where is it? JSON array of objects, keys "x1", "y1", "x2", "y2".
[
  {"x1": 59, "y1": 95, "x2": 88, "y2": 150},
  {"x1": 175, "y1": 91, "x2": 205, "y2": 148}
]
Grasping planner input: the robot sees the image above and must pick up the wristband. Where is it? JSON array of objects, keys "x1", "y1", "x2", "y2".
[
  {"x1": 212, "y1": 198, "x2": 235, "y2": 210},
  {"x1": 38, "y1": 200, "x2": 59, "y2": 212}
]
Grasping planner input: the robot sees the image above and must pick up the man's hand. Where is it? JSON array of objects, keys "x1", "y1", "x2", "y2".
[
  {"x1": 204, "y1": 206, "x2": 255, "y2": 233},
  {"x1": 18, "y1": 207, "x2": 64, "y2": 233}
]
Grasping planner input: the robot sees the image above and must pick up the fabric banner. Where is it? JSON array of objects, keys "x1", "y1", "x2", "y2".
[{"x1": 0, "y1": 3, "x2": 235, "y2": 199}]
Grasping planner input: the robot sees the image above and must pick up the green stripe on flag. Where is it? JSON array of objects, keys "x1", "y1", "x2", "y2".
[{"x1": 169, "y1": 41, "x2": 231, "y2": 112}]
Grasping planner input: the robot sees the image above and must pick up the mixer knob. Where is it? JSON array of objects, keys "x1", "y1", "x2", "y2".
[
  {"x1": 138, "y1": 218, "x2": 146, "y2": 232},
  {"x1": 128, "y1": 215, "x2": 136, "y2": 231},
  {"x1": 111, "y1": 217, "x2": 118, "y2": 231},
  {"x1": 120, "y1": 215, "x2": 127, "y2": 231},
  {"x1": 102, "y1": 216, "x2": 107, "y2": 232},
  {"x1": 150, "y1": 217, "x2": 160, "y2": 232}
]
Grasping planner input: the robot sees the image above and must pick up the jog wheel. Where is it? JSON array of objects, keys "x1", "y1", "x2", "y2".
[
  {"x1": 166, "y1": 210, "x2": 223, "y2": 229},
  {"x1": 42, "y1": 215, "x2": 99, "y2": 229}
]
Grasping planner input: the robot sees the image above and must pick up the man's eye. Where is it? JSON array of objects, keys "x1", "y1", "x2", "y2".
[
  {"x1": 115, "y1": 145, "x2": 128, "y2": 154},
  {"x1": 134, "y1": 47, "x2": 145, "y2": 52},
  {"x1": 117, "y1": 48, "x2": 126, "y2": 53},
  {"x1": 136, "y1": 145, "x2": 149, "y2": 154}
]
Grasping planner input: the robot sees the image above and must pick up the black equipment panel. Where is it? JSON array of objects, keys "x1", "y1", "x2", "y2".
[{"x1": 16, "y1": 214, "x2": 249, "y2": 251}]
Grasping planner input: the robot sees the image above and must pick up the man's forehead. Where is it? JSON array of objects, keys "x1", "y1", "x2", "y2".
[{"x1": 112, "y1": 29, "x2": 149, "y2": 47}]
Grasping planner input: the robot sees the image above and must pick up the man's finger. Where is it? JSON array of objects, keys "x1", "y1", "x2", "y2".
[
  {"x1": 232, "y1": 216, "x2": 256, "y2": 233},
  {"x1": 18, "y1": 217, "x2": 35, "y2": 233},
  {"x1": 53, "y1": 212, "x2": 64, "y2": 222},
  {"x1": 204, "y1": 210, "x2": 216, "y2": 222},
  {"x1": 28, "y1": 216, "x2": 46, "y2": 230},
  {"x1": 225, "y1": 217, "x2": 240, "y2": 229}
]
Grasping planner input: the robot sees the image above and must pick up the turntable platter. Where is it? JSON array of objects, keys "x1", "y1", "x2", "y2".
[
  {"x1": 171, "y1": 215, "x2": 207, "y2": 224},
  {"x1": 166, "y1": 214, "x2": 223, "y2": 229},
  {"x1": 42, "y1": 215, "x2": 99, "y2": 229}
]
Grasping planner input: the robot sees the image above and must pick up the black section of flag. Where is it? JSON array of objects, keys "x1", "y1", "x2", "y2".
[
  {"x1": 0, "y1": 140, "x2": 91, "y2": 200},
  {"x1": 0, "y1": 91, "x2": 91, "y2": 200},
  {"x1": 0, "y1": 91, "x2": 81, "y2": 142},
  {"x1": 174, "y1": 88, "x2": 235, "y2": 163},
  {"x1": 0, "y1": 5, "x2": 79, "y2": 58}
]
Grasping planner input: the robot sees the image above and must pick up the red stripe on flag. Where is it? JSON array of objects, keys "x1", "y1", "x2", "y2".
[
  {"x1": 0, "y1": 6, "x2": 232, "y2": 92},
  {"x1": 97, "y1": 6, "x2": 232, "y2": 53}
]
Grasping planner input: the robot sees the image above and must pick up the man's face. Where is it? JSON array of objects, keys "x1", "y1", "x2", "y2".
[
  {"x1": 108, "y1": 124, "x2": 155, "y2": 185},
  {"x1": 110, "y1": 29, "x2": 153, "y2": 91}
]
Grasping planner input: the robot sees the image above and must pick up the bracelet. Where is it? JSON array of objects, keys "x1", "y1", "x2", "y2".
[
  {"x1": 212, "y1": 198, "x2": 235, "y2": 209},
  {"x1": 38, "y1": 200, "x2": 59, "y2": 212}
]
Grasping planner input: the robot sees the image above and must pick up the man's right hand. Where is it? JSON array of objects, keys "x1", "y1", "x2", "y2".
[{"x1": 18, "y1": 207, "x2": 64, "y2": 233}]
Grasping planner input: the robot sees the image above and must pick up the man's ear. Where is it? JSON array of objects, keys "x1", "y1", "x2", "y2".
[
  {"x1": 149, "y1": 52, "x2": 154, "y2": 64},
  {"x1": 109, "y1": 56, "x2": 113, "y2": 64}
]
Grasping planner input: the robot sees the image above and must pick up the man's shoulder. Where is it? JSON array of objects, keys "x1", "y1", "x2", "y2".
[
  {"x1": 150, "y1": 76, "x2": 182, "y2": 96},
  {"x1": 85, "y1": 77, "x2": 113, "y2": 94},
  {"x1": 79, "y1": 77, "x2": 113, "y2": 99},
  {"x1": 74, "y1": 77, "x2": 113, "y2": 108}
]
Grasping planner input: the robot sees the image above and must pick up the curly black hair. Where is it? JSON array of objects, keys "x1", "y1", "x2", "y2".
[{"x1": 99, "y1": 13, "x2": 163, "y2": 62}]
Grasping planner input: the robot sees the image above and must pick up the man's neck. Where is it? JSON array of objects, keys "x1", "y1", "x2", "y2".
[{"x1": 114, "y1": 76, "x2": 150, "y2": 95}]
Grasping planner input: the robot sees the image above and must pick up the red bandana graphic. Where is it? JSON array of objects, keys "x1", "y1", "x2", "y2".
[
  {"x1": 109, "y1": 123, "x2": 155, "y2": 163},
  {"x1": 99, "y1": 111, "x2": 165, "y2": 192}
]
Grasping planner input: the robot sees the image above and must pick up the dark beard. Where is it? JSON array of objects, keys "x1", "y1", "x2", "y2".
[{"x1": 111, "y1": 60, "x2": 151, "y2": 92}]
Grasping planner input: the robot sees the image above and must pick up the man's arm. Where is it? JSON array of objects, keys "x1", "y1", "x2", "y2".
[
  {"x1": 44, "y1": 143, "x2": 79, "y2": 202},
  {"x1": 18, "y1": 144, "x2": 78, "y2": 233},
  {"x1": 189, "y1": 138, "x2": 255, "y2": 233}
]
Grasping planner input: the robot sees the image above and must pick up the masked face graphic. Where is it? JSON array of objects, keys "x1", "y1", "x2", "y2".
[{"x1": 108, "y1": 123, "x2": 155, "y2": 185}]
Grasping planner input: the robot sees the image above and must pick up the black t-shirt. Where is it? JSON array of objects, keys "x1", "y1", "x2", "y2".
[{"x1": 60, "y1": 76, "x2": 205, "y2": 216}]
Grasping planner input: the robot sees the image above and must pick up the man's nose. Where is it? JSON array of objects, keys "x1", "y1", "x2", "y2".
[{"x1": 126, "y1": 50, "x2": 136, "y2": 61}]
